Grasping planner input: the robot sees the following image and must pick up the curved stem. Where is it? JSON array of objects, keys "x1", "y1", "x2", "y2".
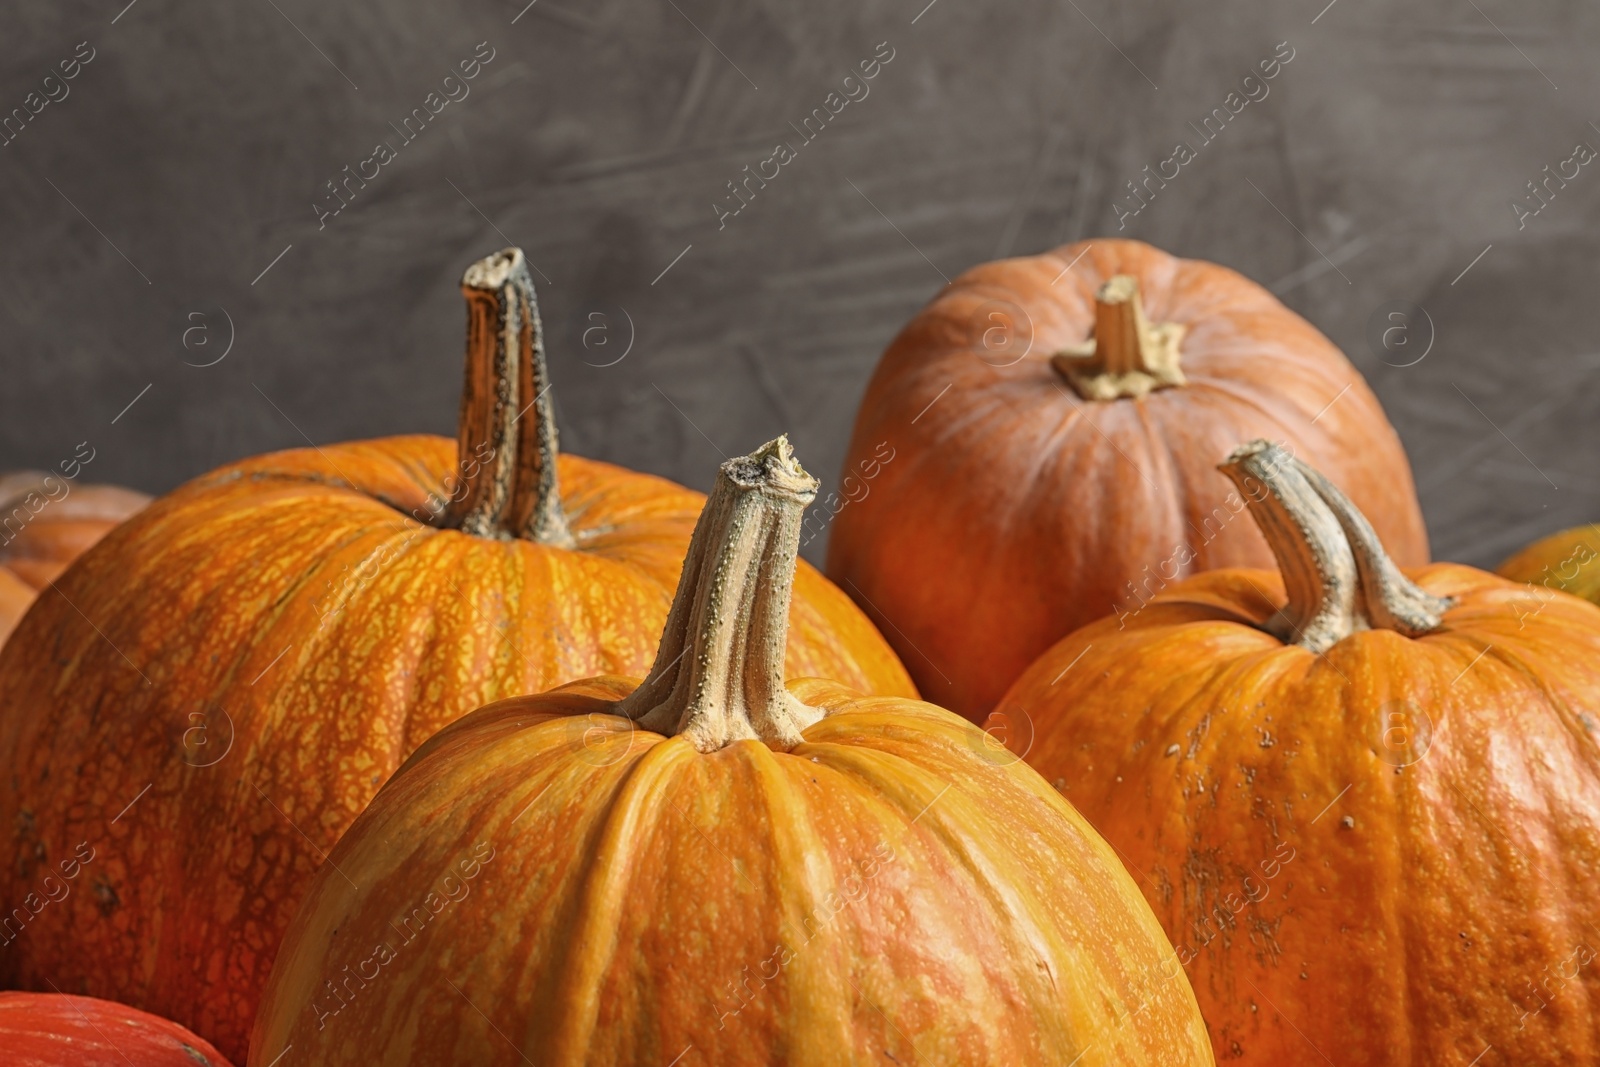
[
  {"x1": 615, "y1": 436, "x2": 824, "y2": 753},
  {"x1": 1289, "y1": 459, "x2": 1451, "y2": 637},
  {"x1": 1052, "y1": 275, "x2": 1187, "y2": 401},
  {"x1": 1219, "y1": 440, "x2": 1451, "y2": 652},
  {"x1": 440, "y1": 247, "x2": 574, "y2": 547}
]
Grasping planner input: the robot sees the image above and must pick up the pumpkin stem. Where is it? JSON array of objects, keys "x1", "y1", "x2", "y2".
[
  {"x1": 1218, "y1": 439, "x2": 1451, "y2": 652},
  {"x1": 615, "y1": 436, "x2": 825, "y2": 753},
  {"x1": 1051, "y1": 275, "x2": 1187, "y2": 400},
  {"x1": 439, "y1": 247, "x2": 575, "y2": 547}
]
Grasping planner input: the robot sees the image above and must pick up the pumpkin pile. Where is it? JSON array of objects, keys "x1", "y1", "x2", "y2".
[
  {"x1": 0, "y1": 249, "x2": 909, "y2": 1062},
  {"x1": 0, "y1": 238, "x2": 1588, "y2": 1067}
]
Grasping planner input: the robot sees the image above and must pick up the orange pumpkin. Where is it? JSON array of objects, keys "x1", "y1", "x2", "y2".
[
  {"x1": 1, "y1": 991, "x2": 233, "y2": 1067},
  {"x1": 0, "y1": 470, "x2": 149, "y2": 642},
  {"x1": 0, "y1": 249, "x2": 913, "y2": 1063},
  {"x1": 250, "y1": 437, "x2": 1213, "y2": 1067},
  {"x1": 996, "y1": 440, "x2": 1600, "y2": 1066},
  {"x1": 827, "y1": 238, "x2": 1429, "y2": 721},
  {"x1": 1498, "y1": 524, "x2": 1600, "y2": 606}
]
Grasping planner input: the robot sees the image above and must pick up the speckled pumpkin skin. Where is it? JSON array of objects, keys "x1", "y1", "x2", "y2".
[
  {"x1": 0, "y1": 991, "x2": 234, "y2": 1067},
  {"x1": 827, "y1": 238, "x2": 1430, "y2": 722},
  {"x1": 1498, "y1": 524, "x2": 1600, "y2": 605},
  {"x1": 0, "y1": 435, "x2": 915, "y2": 1064},
  {"x1": 251, "y1": 677, "x2": 1213, "y2": 1067},
  {"x1": 998, "y1": 563, "x2": 1600, "y2": 1066}
]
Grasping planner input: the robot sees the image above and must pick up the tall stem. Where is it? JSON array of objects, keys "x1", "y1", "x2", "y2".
[
  {"x1": 1052, "y1": 275, "x2": 1187, "y2": 401},
  {"x1": 615, "y1": 437, "x2": 824, "y2": 753},
  {"x1": 1219, "y1": 440, "x2": 1451, "y2": 652},
  {"x1": 441, "y1": 247, "x2": 574, "y2": 546}
]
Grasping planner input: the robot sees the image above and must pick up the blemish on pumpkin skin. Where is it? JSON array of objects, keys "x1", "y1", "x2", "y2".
[
  {"x1": 91, "y1": 875, "x2": 120, "y2": 915},
  {"x1": 1152, "y1": 867, "x2": 1174, "y2": 908},
  {"x1": 1246, "y1": 912, "x2": 1284, "y2": 964},
  {"x1": 179, "y1": 1042, "x2": 213, "y2": 1064}
]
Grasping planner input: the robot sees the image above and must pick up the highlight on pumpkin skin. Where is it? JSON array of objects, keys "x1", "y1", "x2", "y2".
[
  {"x1": 1218, "y1": 439, "x2": 1452, "y2": 652},
  {"x1": 616, "y1": 435, "x2": 826, "y2": 752},
  {"x1": 440, "y1": 246, "x2": 574, "y2": 547},
  {"x1": 1051, "y1": 274, "x2": 1187, "y2": 400},
  {"x1": 248, "y1": 436, "x2": 1215, "y2": 1067}
]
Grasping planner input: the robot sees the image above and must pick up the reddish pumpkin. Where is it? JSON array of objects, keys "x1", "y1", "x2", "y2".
[
  {"x1": 996, "y1": 441, "x2": 1600, "y2": 1066},
  {"x1": 250, "y1": 438, "x2": 1213, "y2": 1067},
  {"x1": 0, "y1": 249, "x2": 912, "y2": 1063},
  {"x1": 828, "y1": 238, "x2": 1429, "y2": 720},
  {"x1": 0, "y1": 470, "x2": 149, "y2": 642},
  {"x1": 1, "y1": 992, "x2": 233, "y2": 1067}
]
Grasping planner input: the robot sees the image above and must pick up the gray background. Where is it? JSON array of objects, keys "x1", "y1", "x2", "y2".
[{"x1": 2, "y1": 0, "x2": 1596, "y2": 568}]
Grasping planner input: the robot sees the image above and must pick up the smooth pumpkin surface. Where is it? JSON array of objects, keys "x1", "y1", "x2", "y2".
[
  {"x1": 0, "y1": 566, "x2": 33, "y2": 643},
  {"x1": 998, "y1": 443, "x2": 1600, "y2": 1066},
  {"x1": 1497, "y1": 524, "x2": 1600, "y2": 605},
  {"x1": 0, "y1": 251, "x2": 912, "y2": 1064},
  {"x1": 0, "y1": 991, "x2": 233, "y2": 1067},
  {"x1": 827, "y1": 237, "x2": 1429, "y2": 720},
  {"x1": 251, "y1": 438, "x2": 1212, "y2": 1067},
  {"x1": 0, "y1": 470, "x2": 150, "y2": 642}
]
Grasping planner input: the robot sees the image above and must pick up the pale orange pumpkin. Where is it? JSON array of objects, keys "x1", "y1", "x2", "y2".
[
  {"x1": 250, "y1": 438, "x2": 1213, "y2": 1067},
  {"x1": 0, "y1": 249, "x2": 913, "y2": 1063},
  {"x1": 827, "y1": 238, "x2": 1429, "y2": 721},
  {"x1": 996, "y1": 440, "x2": 1600, "y2": 1066},
  {"x1": 0, "y1": 470, "x2": 149, "y2": 642}
]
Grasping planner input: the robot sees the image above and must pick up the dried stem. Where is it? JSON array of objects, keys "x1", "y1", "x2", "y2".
[{"x1": 615, "y1": 437, "x2": 824, "y2": 752}]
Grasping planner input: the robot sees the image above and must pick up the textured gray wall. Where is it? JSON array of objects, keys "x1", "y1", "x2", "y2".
[{"x1": 1, "y1": 0, "x2": 1595, "y2": 568}]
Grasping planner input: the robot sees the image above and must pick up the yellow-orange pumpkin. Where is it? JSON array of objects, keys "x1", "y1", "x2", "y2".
[
  {"x1": 996, "y1": 440, "x2": 1600, "y2": 1066},
  {"x1": 0, "y1": 470, "x2": 149, "y2": 643},
  {"x1": 0, "y1": 249, "x2": 912, "y2": 1063},
  {"x1": 1498, "y1": 524, "x2": 1600, "y2": 606},
  {"x1": 251, "y1": 438, "x2": 1213, "y2": 1067},
  {"x1": 827, "y1": 238, "x2": 1429, "y2": 721}
]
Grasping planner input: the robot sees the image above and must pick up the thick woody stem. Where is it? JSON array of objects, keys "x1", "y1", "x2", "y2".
[
  {"x1": 1290, "y1": 460, "x2": 1453, "y2": 637},
  {"x1": 440, "y1": 248, "x2": 574, "y2": 547},
  {"x1": 1052, "y1": 275, "x2": 1187, "y2": 401},
  {"x1": 615, "y1": 437, "x2": 824, "y2": 753},
  {"x1": 1219, "y1": 440, "x2": 1451, "y2": 652}
]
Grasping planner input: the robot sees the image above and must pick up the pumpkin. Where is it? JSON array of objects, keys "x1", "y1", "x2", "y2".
[
  {"x1": 0, "y1": 470, "x2": 149, "y2": 642},
  {"x1": 994, "y1": 440, "x2": 1600, "y2": 1066},
  {"x1": 0, "y1": 249, "x2": 913, "y2": 1063},
  {"x1": 0, "y1": 991, "x2": 233, "y2": 1066},
  {"x1": 250, "y1": 437, "x2": 1213, "y2": 1067},
  {"x1": 1498, "y1": 524, "x2": 1600, "y2": 606},
  {"x1": 826, "y1": 237, "x2": 1430, "y2": 721}
]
